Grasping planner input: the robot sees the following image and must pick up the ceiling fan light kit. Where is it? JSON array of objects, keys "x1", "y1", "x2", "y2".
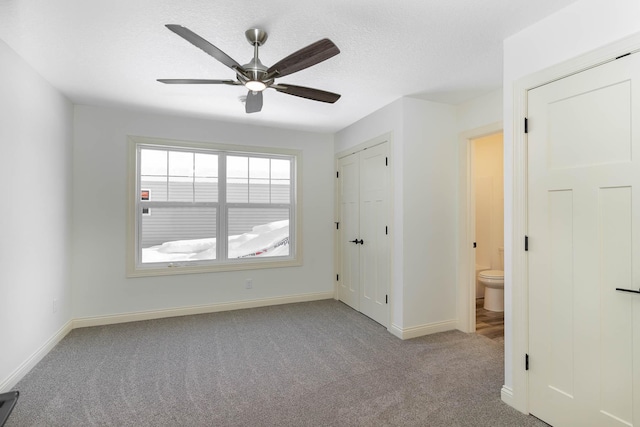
[{"x1": 158, "y1": 25, "x2": 341, "y2": 114}]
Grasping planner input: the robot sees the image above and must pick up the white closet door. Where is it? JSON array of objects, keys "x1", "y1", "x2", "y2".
[
  {"x1": 359, "y1": 143, "x2": 390, "y2": 326},
  {"x1": 337, "y1": 142, "x2": 390, "y2": 327},
  {"x1": 528, "y1": 52, "x2": 640, "y2": 427},
  {"x1": 338, "y1": 152, "x2": 360, "y2": 310}
]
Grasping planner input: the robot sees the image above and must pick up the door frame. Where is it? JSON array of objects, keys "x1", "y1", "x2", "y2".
[
  {"x1": 509, "y1": 32, "x2": 640, "y2": 414},
  {"x1": 457, "y1": 123, "x2": 503, "y2": 334},
  {"x1": 335, "y1": 132, "x2": 394, "y2": 330}
]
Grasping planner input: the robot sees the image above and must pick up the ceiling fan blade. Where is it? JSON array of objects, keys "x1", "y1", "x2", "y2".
[
  {"x1": 267, "y1": 39, "x2": 339, "y2": 78},
  {"x1": 165, "y1": 24, "x2": 244, "y2": 72},
  {"x1": 274, "y1": 84, "x2": 341, "y2": 103},
  {"x1": 157, "y1": 79, "x2": 240, "y2": 85},
  {"x1": 246, "y1": 90, "x2": 263, "y2": 113}
]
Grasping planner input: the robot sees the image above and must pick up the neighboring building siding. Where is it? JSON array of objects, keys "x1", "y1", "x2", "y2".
[
  {"x1": 141, "y1": 206, "x2": 217, "y2": 247},
  {"x1": 140, "y1": 180, "x2": 289, "y2": 247},
  {"x1": 227, "y1": 208, "x2": 289, "y2": 236}
]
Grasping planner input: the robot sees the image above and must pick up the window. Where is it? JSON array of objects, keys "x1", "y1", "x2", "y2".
[{"x1": 127, "y1": 136, "x2": 301, "y2": 276}]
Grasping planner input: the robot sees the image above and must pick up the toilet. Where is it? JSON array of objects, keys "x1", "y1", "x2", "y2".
[
  {"x1": 478, "y1": 247, "x2": 504, "y2": 312},
  {"x1": 478, "y1": 270, "x2": 504, "y2": 311}
]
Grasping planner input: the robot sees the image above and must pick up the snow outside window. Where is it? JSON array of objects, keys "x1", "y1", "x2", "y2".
[{"x1": 128, "y1": 137, "x2": 300, "y2": 277}]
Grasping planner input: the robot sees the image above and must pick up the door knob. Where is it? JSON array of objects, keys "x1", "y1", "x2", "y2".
[{"x1": 357, "y1": 239, "x2": 363, "y2": 245}]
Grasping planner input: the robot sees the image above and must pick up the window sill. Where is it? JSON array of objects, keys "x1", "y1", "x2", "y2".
[{"x1": 126, "y1": 257, "x2": 302, "y2": 278}]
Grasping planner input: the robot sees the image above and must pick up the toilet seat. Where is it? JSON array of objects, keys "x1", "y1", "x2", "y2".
[{"x1": 478, "y1": 270, "x2": 503, "y2": 279}]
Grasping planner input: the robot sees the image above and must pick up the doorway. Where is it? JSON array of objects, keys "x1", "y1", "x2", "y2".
[
  {"x1": 336, "y1": 139, "x2": 391, "y2": 327},
  {"x1": 456, "y1": 122, "x2": 503, "y2": 334},
  {"x1": 472, "y1": 132, "x2": 504, "y2": 341}
]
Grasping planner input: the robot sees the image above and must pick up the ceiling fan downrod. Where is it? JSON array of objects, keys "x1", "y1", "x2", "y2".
[{"x1": 243, "y1": 29, "x2": 269, "y2": 87}]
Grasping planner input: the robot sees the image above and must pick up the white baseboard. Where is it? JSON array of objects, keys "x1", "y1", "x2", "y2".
[
  {"x1": 388, "y1": 319, "x2": 457, "y2": 340},
  {"x1": 501, "y1": 385, "x2": 516, "y2": 408},
  {"x1": 73, "y1": 291, "x2": 335, "y2": 328},
  {"x1": 0, "y1": 320, "x2": 73, "y2": 392}
]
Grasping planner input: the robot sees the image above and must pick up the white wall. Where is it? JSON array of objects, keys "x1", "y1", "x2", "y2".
[
  {"x1": 334, "y1": 97, "x2": 458, "y2": 334},
  {"x1": 0, "y1": 39, "x2": 73, "y2": 390},
  {"x1": 72, "y1": 105, "x2": 335, "y2": 319},
  {"x1": 503, "y1": 0, "x2": 640, "y2": 410},
  {"x1": 456, "y1": 89, "x2": 502, "y2": 133},
  {"x1": 401, "y1": 98, "x2": 457, "y2": 328}
]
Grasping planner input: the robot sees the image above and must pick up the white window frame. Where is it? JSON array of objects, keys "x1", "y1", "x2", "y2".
[{"x1": 126, "y1": 135, "x2": 302, "y2": 277}]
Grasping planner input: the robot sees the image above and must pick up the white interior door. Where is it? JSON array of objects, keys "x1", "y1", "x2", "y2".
[
  {"x1": 528, "y1": 52, "x2": 640, "y2": 427},
  {"x1": 337, "y1": 142, "x2": 390, "y2": 327},
  {"x1": 338, "y1": 153, "x2": 360, "y2": 310},
  {"x1": 359, "y1": 143, "x2": 390, "y2": 326}
]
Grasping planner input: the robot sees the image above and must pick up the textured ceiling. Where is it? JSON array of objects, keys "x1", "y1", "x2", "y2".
[{"x1": 0, "y1": 0, "x2": 578, "y2": 133}]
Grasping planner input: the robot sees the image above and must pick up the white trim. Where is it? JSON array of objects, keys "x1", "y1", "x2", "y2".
[
  {"x1": 388, "y1": 319, "x2": 457, "y2": 340},
  {"x1": 0, "y1": 320, "x2": 73, "y2": 392},
  {"x1": 456, "y1": 122, "x2": 502, "y2": 334},
  {"x1": 501, "y1": 385, "x2": 515, "y2": 407},
  {"x1": 509, "y1": 30, "x2": 640, "y2": 415},
  {"x1": 72, "y1": 292, "x2": 334, "y2": 328}
]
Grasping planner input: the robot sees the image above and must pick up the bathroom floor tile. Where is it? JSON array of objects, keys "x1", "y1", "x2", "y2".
[{"x1": 476, "y1": 298, "x2": 504, "y2": 341}]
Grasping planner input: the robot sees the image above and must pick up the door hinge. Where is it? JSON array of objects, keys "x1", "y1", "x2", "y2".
[
  {"x1": 525, "y1": 354, "x2": 529, "y2": 371},
  {"x1": 336, "y1": 171, "x2": 339, "y2": 178},
  {"x1": 335, "y1": 222, "x2": 339, "y2": 230},
  {"x1": 385, "y1": 226, "x2": 388, "y2": 235},
  {"x1": 473, "y1": 242, "x2": 477, "y2": 248},
  {"x1": 385, "y1": 295, "x2": 388, "y2": 304},
  {"x1": 525, "y1": 235, "x2": 529, "y2": 251},
  {"x1": 336, "y1": 274, "x2": 339, "y2": 281},
  {"x1": 385, "y1": 157, "x2": 388, "y2": 166},
  {"x1": 524, "y1": 117, "x2": 528, "y2": 134}
]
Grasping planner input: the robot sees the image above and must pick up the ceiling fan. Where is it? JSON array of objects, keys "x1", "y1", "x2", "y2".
[{"x1": 158, "y1": 25, "x2": 341, "y2": 113}]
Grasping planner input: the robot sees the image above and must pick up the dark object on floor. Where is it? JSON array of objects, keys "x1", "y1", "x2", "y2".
[{"x1": 0, "y1": 391, "x2": 19, "y2": 426}]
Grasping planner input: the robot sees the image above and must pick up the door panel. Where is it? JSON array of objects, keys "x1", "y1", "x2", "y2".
[
  {"x1": 528, "y1": 53, "x2": 640, "y2": 427},
  {"x1": 599, "y1": 187, "x2": 633, "y2": 424},
  {"x1": 359, "y1": 143, "x2": 389, "y2": 326}
]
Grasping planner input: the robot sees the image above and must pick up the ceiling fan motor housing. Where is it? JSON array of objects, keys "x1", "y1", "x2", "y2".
[{"x1": 242, "y1": 57, "x2": 269, "y2": 83}]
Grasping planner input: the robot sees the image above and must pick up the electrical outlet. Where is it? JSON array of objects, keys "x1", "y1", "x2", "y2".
[
  {"x1": 245, "y1": 279, "x2": 253, "y2": 289},
  {"x1": 53, "y1": 298, "x2": 59, "y2": 313}
]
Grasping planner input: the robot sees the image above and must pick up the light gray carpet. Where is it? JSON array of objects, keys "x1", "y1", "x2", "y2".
[{"x1": 7, "y1": 300, "x2": 546, "y2": 426}]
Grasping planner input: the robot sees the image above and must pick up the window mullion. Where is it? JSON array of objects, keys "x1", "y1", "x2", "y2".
[{"x1": 141, "y1": 201, "x2": 218, "y2": 208}]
